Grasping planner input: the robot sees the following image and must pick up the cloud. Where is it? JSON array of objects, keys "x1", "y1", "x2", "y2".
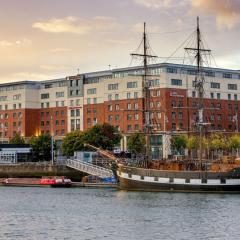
[
  {"x1": 133, "y1": 0, "x2": 176, "y2": 9},
  {"x1": 0, "y1": 38, "x2": 31, "y2": 47},
  {"x1": 13, "y1": 72, "x2": 51, "y2": 80},
  {"x1": 133, "y1": 22, "x2": 161, "y2": 33},
  {"x1": 49, "y1": 48, "x2": 72, "y2": 53},
  {"x1": 32, "y1": 16, "x2": 120, "y2": 34},
  {"x1": 40, "y1": 65, "x2": 70, "y2": 71},
  {"x1": 0, "y1": 40, "x2": 12, "y2": 47},
  {"x1": 191, "y1": 0, "x2": 240, "y2": 29}
]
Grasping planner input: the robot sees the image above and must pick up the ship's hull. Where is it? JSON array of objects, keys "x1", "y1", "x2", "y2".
[{"x1": 117, "y1": 165, "x2": 240, "y2": 193}]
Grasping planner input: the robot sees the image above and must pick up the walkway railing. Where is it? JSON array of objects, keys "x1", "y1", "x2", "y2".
[{"x1": 66, "y1": 159, "x2": 113, "y2": 178}]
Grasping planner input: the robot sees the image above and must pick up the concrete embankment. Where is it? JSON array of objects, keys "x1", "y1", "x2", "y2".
[{"x1": 0, "y1": 163, "x2": 85, "y2": 181}]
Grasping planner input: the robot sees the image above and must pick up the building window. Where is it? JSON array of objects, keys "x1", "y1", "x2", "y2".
[
  {"x1": 179, "y1": 112, "x2": 183, "y2": 119},
  {"x1": 172, "y1": 123, "x2": 176, "y2": 130},
  {"x1": 61, "y1": 110, "x2": 64, "y2": 116},
  {"x1": 134, "y1": 92, "x2": 138, "y2": 99},
  {"x1": 127, "y1": 114, "x2": 132, "y2": 120},
  {"x1": 134, "y1": 124, "x2": 139, "y2": 130},
  {"x1": 56, "y1": 92, "x2": 64, "y2": 98},
  {"x1": 108, "y1": 105, "x2": 112, "y2": 111},
  {"x1": 135, "y1": 114, "x2": 139, "y2": 120},
  {"x1": 127, "y1": 103, "x2": 131, "y2": 110},
  {"x1": 61, "y1": 120, "x2": 65, "y2": 125},
  {"x1": 167, "y1": 67, "x2": 177, "y2": 73},
  {"x1": 71, "y1": 110, "x2": 75, "y2": 117},
  {"x1": 108, "y1": 83, "x2": 118, "y2": 90},
  {"x1": 76, "y1": 99, "x2": 80, "y2": 106},
  {"x1": 115, "y1": 94, "x2": 119, "y2": 100},
  {"x1": 127, "y1": 93, "x2": 131, "y2": 99},
  {"x1": 127, "y1": 125, "x2": 132, "y2": 131},
  {"x1": 76, "y1": 109, "x2": 80, "y2": 116},
  {"x1": 41, "y1": 93, "x2": 49, "y2": 99},
  {"x1": 156, "y1": 90, "x2": 160, "y2": 96},
  {"x1": 172, "y1": 112, "x2": 176, "y2": 119},
  {"x1": 192, "y1": 91, "x2": 196, "y2": 98},
  {"x1": 108, "y1": 115, "x2": 113, "y2": 122},
  {"x1": 87, "y1": 88, "x2": 97, "y2": 95},
  {"x1": 55, "y1": 120, "x2": 59, "y2": 126},
  {"x1": 217, "y1": 93, "x2": 221, "y2": 100},
  {"x1": 108, "y1": 94, "x2": 112, "y2": 101},
  {"x1": 210, "y1": 82, "x2": 220, "y2": 89},
  {"x1": 115, "y1": 115, "x2": 120, "y2": 121},
  {"x1": 134, "y1": 103, "x2": 138, "y2": 109},
  {"x1": 156, "y1": 102, "x2": 160, "y2": 108},
  {"x1": 157, "y1": 112, "x2": 161, "y2": 119},
  {"x1": 171, "y1": 79, "x2": 182, "y2": 86},
  {"x1": 93, "y1": 98, "x2": 97, "y2": 104},
  {"x1": 228, "y1": 84, "x2": 237, "y2": 90},
  {"x1": 228, "y1": 94, "x2": 231, "y2": 100},
  {"x1": 205, "y1": 71, "x2": 215, "y2": 77},
  {"x1": 46, "y1": 102, "x2": 49, "y2": 108},
  {"x1": 217, "y1": 114, "x2": 222, "y2": 120},
  {"x1": 55, "y1": 111, "x2": 59, "y2": 116},
  {"x1": 41, "y1": 103, "x2": 44, "y2": 108},
  {"x1": 127, "y1": 82, "x2": 138, "y2": 88},
  {"x1": 223, "y1": 73, "x2": 232, "y2": 79},
  {"x1": 171, "y1": 100, "x2": 176, "y2": 107},
  {"x1": 115, "y1": 104, "x2": 120, "y2": 111},
  {"x1": 87, "y1": 98, "x2": 91, "y2": 104},
  {"x1": 210, "y1": 93, "x2": 214, "y2": 99},
  {"x1": 234, "y1": 94, "x2": 238, "y2": 101}
]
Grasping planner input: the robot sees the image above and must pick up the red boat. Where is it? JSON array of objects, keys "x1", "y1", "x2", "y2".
[{"x1": 40, "y1": 176, "x2": 72, "y2": 188}]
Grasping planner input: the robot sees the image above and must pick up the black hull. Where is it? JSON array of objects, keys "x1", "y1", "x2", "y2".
[
  {"x1": 117, "y1": 164, "x2": 240, "y2": 193},
  {"x1": 118, "y1": 177, "x2": 240, "y2": 193}
]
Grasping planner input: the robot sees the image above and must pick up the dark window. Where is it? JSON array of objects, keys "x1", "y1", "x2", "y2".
[{"x1": 171, "y1": 79, "x2": 182, "y2": 86}]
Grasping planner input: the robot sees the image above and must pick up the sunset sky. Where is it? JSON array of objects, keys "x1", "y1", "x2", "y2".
[{"x1": 1, "y1": 0, "x2": 240, "y2": 83}]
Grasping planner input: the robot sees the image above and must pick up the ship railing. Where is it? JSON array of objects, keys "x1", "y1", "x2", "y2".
[{"x1": 66, "y1": 159, "x2": 114, "y2": 179}]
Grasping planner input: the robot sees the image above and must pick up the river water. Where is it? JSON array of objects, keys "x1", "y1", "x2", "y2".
[{"x1": 0, "y1": 187, "x2": 239, "y2": 240}]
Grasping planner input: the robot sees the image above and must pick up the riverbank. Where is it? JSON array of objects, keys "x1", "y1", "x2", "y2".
[{"x1": 0, "y1": 163, "x2": 85, "y2": 181}]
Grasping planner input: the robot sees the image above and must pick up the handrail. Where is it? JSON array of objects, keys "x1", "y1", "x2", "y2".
[{"x1": 66, "y1": 159, "x2": 113, "y2": 178}]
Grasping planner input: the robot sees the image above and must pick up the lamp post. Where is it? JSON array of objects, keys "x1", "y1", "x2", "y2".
[{"x1": 50, "y1": 115, "x2": 54, "y2": 165}]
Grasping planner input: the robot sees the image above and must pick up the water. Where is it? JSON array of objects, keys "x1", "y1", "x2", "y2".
[{"x1": 0, "y1": 187, "x2": 239, "y2": 240}]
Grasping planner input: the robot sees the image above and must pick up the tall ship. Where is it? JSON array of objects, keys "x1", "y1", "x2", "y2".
[{"x1": 115, "y1": 18, "x2": 240, "y2": 192}]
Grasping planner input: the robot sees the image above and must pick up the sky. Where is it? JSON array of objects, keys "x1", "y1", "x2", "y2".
[{"x1": 1, "y1": 0, "x2": 240, "y2": 83}]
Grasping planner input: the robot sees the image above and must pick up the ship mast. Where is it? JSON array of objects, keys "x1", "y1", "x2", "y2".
[
  {"x1": 185, "y1": 17, "x2": 211, "y2": 169},
  {"x1": 131, "y1": 22, "x2": 158, "y2": 159}
]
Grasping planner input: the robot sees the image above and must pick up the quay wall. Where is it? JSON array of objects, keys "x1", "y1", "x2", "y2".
[{"x1": 0, "y1": 164, "x2": 85, "y2": 181}]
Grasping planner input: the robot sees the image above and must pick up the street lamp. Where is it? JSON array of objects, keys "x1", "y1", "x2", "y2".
[{"x1": 50, "y1": 115, "x2": 54, "y2": 165}]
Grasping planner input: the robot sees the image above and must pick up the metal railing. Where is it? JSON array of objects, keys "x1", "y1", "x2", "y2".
[{"x1": 66, "y1": 159, "x2": 113, "y2": 178}]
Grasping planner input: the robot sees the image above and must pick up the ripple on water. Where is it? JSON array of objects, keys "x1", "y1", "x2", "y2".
[{"x1": 0, "y1": 187, "x2": 240, "y2": 240}]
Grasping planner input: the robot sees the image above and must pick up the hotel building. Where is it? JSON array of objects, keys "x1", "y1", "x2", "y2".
[{"x1": 0, "y1": 63, "x2": 239, "y2": 158}]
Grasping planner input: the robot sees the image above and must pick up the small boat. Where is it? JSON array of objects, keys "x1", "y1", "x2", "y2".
[{"x1": 40, "y1": 176, "x2": 72, "y2": 188}]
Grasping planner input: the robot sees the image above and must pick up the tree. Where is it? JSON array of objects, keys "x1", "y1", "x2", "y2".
[
  {"x1": 171, "y1": 135, "x2": 188, "y2": 155},
  {"x1": 209, "y1": 133, "x2": 226, "y2": 151},
  {"x1": 9, "y1": 133, "x2": 25, "y2": 144},
  {"x1": 62, "y1": 131, "x2": 86, "y2": 157},
  {"x1": 127, "y1": 132, "x2": 146, "y2": 154},
  {"x1": 84, "y1": 123, "x2": 121, "y2": 150},
  {"x1": 29, "y1": 134, "x2": 52, "y2": 161},
  {"x1": 228, "y1": 135, "x2": 240, "y2": 154}
]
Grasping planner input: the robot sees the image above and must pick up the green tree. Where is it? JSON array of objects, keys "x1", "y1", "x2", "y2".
[
  {"x1": 171, "y1": 135, "x2": 188, "y2": 155},
  {"x1": 84, "y1": 123, "x2": 121, "y2": 150},
  {"x1": 127, "y1": 132, "x2": 146, "y2": 154},
  {"x1": 228, "y1": 135, "x2": 240, "y2": 152},
  {"x1": 29, "y1": 134, "x2": 52, "y2": 161},
  {"x1": 209, "y1": 133, "x2": 226, "y2": 150},
  {"x1": 62, "y1": 131, "x2": 86, "y2": 157},
  {"x1": 9, "y1": 133, "x2": 25, "y2": 144}
]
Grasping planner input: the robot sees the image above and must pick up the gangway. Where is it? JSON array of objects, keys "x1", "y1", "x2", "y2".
[{"x1": 66, "y1": 159, "x2": 114, "y2": 178}]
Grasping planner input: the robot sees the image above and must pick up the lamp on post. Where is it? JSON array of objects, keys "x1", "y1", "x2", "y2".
[{"x1": 50, "y1": 115, "x2": 54, "y2": 165}]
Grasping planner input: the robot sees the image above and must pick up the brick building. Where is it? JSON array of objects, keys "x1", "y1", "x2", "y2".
[{"x1": 0, "y1": 63, "x2": 239, "y2": 158}]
